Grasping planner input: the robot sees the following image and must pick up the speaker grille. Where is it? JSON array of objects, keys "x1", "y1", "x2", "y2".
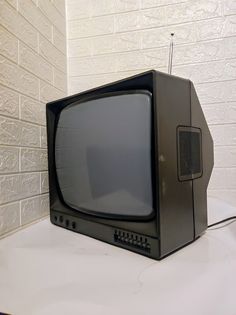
[{"x1": 177, "y1": 126, "x2": 202, "y2": 181}]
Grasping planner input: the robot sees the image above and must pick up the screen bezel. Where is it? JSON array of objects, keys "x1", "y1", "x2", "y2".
[{"x1": 53, "y1": 89, "x2": 156, "y2": 221}]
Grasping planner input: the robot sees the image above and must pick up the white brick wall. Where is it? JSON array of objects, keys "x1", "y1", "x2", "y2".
[
  {"x1": 67, "y1": 0, "x2": 236, "y2": 208},
  {"x1": 1, "y1": 0, "x2": 235, "y2": 237},
  {"x1": 0, "y1": 0, "x2": 67, "y2": 237}
]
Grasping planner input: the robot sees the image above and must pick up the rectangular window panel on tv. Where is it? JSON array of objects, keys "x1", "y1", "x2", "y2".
[{"x1": 55, "y1": 92, "x2": 153, "y2": 218}]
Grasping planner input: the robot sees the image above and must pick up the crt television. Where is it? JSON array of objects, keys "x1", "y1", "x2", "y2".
[{"x1": 46, "y1": 70, "x2": 214, "y2": 260}]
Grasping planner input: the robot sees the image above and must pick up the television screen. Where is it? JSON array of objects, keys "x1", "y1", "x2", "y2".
[{"x1": 55, "y1": 91, "x2": 154, "y2": 219}]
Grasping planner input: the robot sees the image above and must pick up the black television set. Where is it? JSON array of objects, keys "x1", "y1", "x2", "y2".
[{"x1": 46, "y1": 70, "x2": 214, "y2": 260}]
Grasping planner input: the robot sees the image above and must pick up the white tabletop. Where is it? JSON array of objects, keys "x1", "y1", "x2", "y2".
[{"x1": 0, "y1": 197, "x2": 236, "y2": 315}]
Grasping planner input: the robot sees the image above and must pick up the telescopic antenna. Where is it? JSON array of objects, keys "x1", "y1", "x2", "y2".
[{"x1": 168, "y1": 33, "x2": 174, "y2": 75}]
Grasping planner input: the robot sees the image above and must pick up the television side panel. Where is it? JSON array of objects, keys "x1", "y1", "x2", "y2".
[
  {"x1": 156, "y1": 73, "x2": 194, "y2": 257},
  {"x1": 190, "y1": 83, "x2": 214, "y2": 236}
]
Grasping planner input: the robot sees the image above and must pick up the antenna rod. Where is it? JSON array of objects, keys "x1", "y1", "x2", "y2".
[{"x1": 168, "y1": 33, "x2": 174, "y2": 75}]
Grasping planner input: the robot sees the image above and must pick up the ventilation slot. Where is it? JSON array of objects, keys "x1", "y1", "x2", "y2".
[{"x1": 114, "y1": 230, "x2": 151, "y2": 253}]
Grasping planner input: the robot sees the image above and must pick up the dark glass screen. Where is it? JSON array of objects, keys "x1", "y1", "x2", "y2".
[{"x1": 55, "y1": 92, "x2": 154, "y2": 218}]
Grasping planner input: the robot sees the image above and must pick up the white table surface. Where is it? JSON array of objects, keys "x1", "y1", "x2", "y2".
[{"x1": 0, "y1": 197, "x2": 236, "y2": 315}]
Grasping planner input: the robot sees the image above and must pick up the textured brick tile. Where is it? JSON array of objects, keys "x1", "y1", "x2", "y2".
[
  {"x1": 208, "y1": 168, "x2": 236, "y2": 190},
  {"x1": 142, "y1": 22, "x2": 196, "y2": 49},
  {"x1": 91, "y1": 0, "x2": 139, "y2": 16},
  {"x1": 39, "y1": 34, "x2": 66, "y2": 73},
  {"x1": 69, "y1": 51, "x2": 162, "y2": 78},
  {"x1": 115, "y1": 11, "x2": 140, "y2": 32},
  {"x1": 68, "y1": 76, "x2": 95, "y2": 93},
  {"x1": 0, "y1": 0, "x2": 38, "y2": 51},
  {"x1": 0, "y1": 173, "x2": 40, "y2": 204},
  {"x1": 209, "y1": 124, "x2": 236, "y2": 146},
  {"x1": 20, "y1": 95, "x2": 46, "y2": 125},
  {"x1": 40, "y1": 126, "x2": 47, "y2": 148},
  {"x1": 19, "y1": 0, "x2": 53, "y2": 41},
  {"x1": 68, "y1": 54, "x2": 116, "y2": 76},
  {"x1": 203, "y1": 102, "x2": 236, "y2": 125},
  {"x1": 174, "y1": 37, "x2": 236, "y2": 66},
  {"x1": 21, "y1": 148, "x2": 47, "y2": 171},
  {"x1": 0, "y1": 116, "x2": 40, "y2": 147},
  {"x1": 19, "y1": 42, "x2": 53, "y2": 84},
  {"x1": 40, "y1": 171, "x2": 49, "y2": 193},
  {"x1": 92, "y1": 32, "x2": 141, "y2": 55},
  {"x1": 40, "y1": 80, "x2": 65, "y2": 103},
  {"x1": 208, "y1": 190, "x2": 236, "y2": 206},
  {"x1": 214, "y1": 146, "x2": 236, "y2": 168},
  {"x1": 0, "y1": 202, "x2": 20, "y2": 236},
  {"x1": 165, "y1": 0, "x2": 222, "y2": 25},
  {"x1": 53, "y1": 27, "x2": 67, "y2": 54},
  {"x1": 115, "y1": 69, "x2": 149, "y2": 80},
  {"x1": 141, "y1": 0, "x2": 186, "y2": 8},
  {"x1": 0, "y1": 0, "x2": 66, "y2": 235},
  {"x1": 195, "y1": 17, "x2": 224, "y2": 41},
  {"x1": 0, "y1": 84, "x2": 19, "y2": 118},
  {"x1": 68, "y1": 16, "x2": 114, "y2": 39},
  {"x1": 173, "y1": 59, "x2": 236, "y2": 83},
  {"x1": 116, "y1": 0, "x2": 222, "y2": 32},
  {"x1": 140, "y1": 7, "x2": 167, "y2": 29},
  {"x1": 195, "y1": 16, "x2": 236, "y2": 41},
  {"x1": 66, "y1": 0, "x2": 91, "y2": 20},
  {"x1": 115, "y1": 16, "x2": 236, "y2": 51},
  {"x1": 223, "y1": 15, "x2": 236, "y2": 37},
  {"x1": 0, "y1": 56, "x2": 39, "y2": 100},
  {"x1": 38, "y1": 0, "x2": 66, "y2": 35},
  {"x1": 21, "y1": 194, "x2": 49, "y2": 225},
  {"x1": 68, "y1": 73, "x2": 117, "y2": 93},
  {"x1": 53, "y1": 68, "x2": 67, "y2": 92},
  {"x1": 196, "y1": 80, "x2": 236, "y2": 104},
  {"x1": 68, "y1": 71, "x2": 140, "y2": 94},
  {"x1": 6, "y1": 0, "x2": 17, "y2": 8},
  {"x1": 68, "y1": 38, "x2": 92, "y2": 58},
  {"x1": 0, "y1": 146, "x2": 19, "y2": 173},
  {"x1": 0, "y1": 25, "x2": 18, "y2": 63},
  {"x1": 116, "y1": 48, "x2": 168, "y2": 71},
  {"x1": 52, "y1": 0, "x2": 66, "y2": 16},
  {"x1": 224, "y1": 0, "x2": 236, "y2": 15}
]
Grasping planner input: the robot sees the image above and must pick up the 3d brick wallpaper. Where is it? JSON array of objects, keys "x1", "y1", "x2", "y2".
[
  {"x1": 0, "y1": 0, "x2": 67, "y2": 237},
  {"x1": 67, "y1": 0, "x2": 236, "y2": 208},
  {"x1": 0, "y1": 0, "x2": 236, "y2": 238}
]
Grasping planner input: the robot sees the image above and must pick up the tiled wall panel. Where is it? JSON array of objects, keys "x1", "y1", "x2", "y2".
[
  {"x1": 21, "y1": 194, "x2": 49, "y2": 225},
  {"x1": 0, "y1": 0, "x2": 67, "y2": 237},
  {"x1": 0, "y1": 202, "x2": 20, "y2": 235}
]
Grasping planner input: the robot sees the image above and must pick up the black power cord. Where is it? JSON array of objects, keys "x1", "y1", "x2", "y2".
[{"x1": 208, "y1": 216, "x2": 236, "y2": 228}]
